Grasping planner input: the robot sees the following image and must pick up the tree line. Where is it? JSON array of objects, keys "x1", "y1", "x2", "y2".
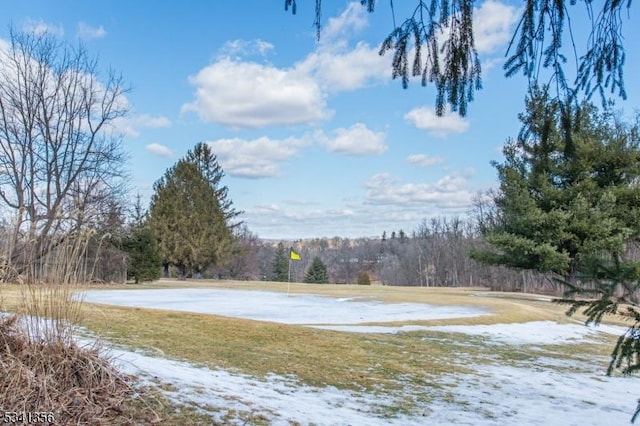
[{"x1": 201, "y1": 217, "x2": 557, "y2": 294}]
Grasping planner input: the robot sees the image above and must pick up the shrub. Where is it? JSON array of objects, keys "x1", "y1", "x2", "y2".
[
  {"x1": 0, "y1": 314, "x2": 135, "y2": 424},
  {"x1": 357, "y1": 271, "x2": 371, "y2": 285}
]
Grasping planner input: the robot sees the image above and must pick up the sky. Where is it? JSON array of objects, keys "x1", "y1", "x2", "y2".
[{"x1": 1, "y1": 1, "x2": 638, "y2": 239}]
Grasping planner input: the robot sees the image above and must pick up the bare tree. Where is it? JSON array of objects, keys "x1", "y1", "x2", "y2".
[{"x1": 0, "y1": 29, "x2": 128, "y2": 282}]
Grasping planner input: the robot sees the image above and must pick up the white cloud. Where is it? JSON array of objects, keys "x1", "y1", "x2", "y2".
[
  {"x1": 473, "y1": 0, "x2": 520, "y2": 54},
  {"x1": 297, "y1": 42, "x2": 390, "y2": 93},
  {"x1": 136, "y1": 114, "x2": 172, "y2": 128},
  {"x1": 251, "y1": 204, "x2": 281, "y2": 214},
  {"x1": 404, "y1": 107, "x2": 470, "y2": 137},
  {"x1": 244, "y1": 204, "x2": 365, "y2": 238},
  {"x1": 243, "y1": 195, "x2": 478, "y2": 239},
  {"x1": 480, "y1": 57, "x2": 504, "y2": 74},
  {"x1": 145, "y1": 143, "x2": 174, "y2": 158},
  {"x1": 321, "y1": 2, "x2": 369, "y2": 43},
  {"x1": 77, "y1": 22, "x2": 107, "y2": 39},
  {"x1": 22, "y1": 19, "x2": 64, "y2": 36},
  {"x1": 283, "y1": 208, "x2": 356, "y2": 221},
  {"x1": 182, "y1": 3, "x2": 389, "y2": 128},
  {"x1": 206, "y1": 136, "x2": 310, "y2": 178},
  {"x1": 364, "y1": 172, "x2": 475, "y2": 209},
  {"x1": 284, "y1": 199, "x2": 320, "y2": 206},
  {"x1": 319, "y1": 123, "x2": 387, "y2": 156},
  {"x1": 112, "y1": 114, "x2": 172, "y2": 137},
  {"x1": 406, "y1": 154, "x2": 444, "y2": 167},
  {"x1": 239, "y1": 169, "x2": 482, "y2": 239},
  {"x1": 297, "y1": 2, "x2": 389, "y2": 93},
  {"x1": 182, "y1": 58, "x2": 331, "y2": 128}
]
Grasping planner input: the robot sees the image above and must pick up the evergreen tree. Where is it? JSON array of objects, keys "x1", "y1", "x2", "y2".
[
  {"x1": 132, "y1": 192, "x2": 146, "y2": 226},
  {"x1": 471, "y1": 91, "x2": 640, "y2": 287},
  {"x1": 304, "y1": 257, "x2": 329, "y2": 284},
  {"x1": 123, "y1": 225, "x2": 162, "y2": 284},
  {"x1": 183, "y1": 142, "x2": 243, "y2": 228},
  {"x1": 122, "y1": 194, "x2": 162, "y2": 284},
  {"x1": 285, "y1": 1, "x2": 631, "y2": 116},
  {"x1": 271, "y1": 242, "x2": 289, "y2": 282},
  {"x1": 149, "y1": 160, "x2": 233, "y2": 278}
]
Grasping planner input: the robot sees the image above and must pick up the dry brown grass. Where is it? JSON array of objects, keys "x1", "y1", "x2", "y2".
[
  {"x1": 0, "y1": 314, "x2": 138, "y2": 425},
  {"x1": 103, "y1": 307, "x2": 481, "y2": 392},
  {"x1": 0, "y1": 310, "x2": 224, "y2": 425},
  {"x1": 0, "y1": 233, "x2": 227, "y2": 424},
  {"x1": 0, "y1": 283, "x2": 187, "y2": 425}
]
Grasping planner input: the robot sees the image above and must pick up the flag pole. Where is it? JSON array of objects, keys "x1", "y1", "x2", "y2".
[{"x1": 287, "y1": 257, "x2": 291, "y2": 297}]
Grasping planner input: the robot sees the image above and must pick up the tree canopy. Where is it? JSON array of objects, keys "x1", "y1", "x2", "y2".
[
  {"x1": 183, "y1": 142, "x2": 243, "y2": 228},
  {"x1": 285, "y1": 0, "x2": 632, "y2": 115},
  {"x1": 149, "y1": 157, "x2": 234, "y2": 278},
  {"x1": 0, "y1": 29, "x2": 129, "y2": 283},
  {"x1": 122, "y1": 225, "x2": 162, "y2": 284},
  {"x1": 122, "y1": 194, "x2": 162, "y2": 284}
]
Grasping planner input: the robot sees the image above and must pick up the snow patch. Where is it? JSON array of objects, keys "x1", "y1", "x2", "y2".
[
  {"x1": 105, "y1": 339, "x2": 640, "y2": 425},
  {"x1": 424, "y1": 321, "x2": 626, "y2": 345},
  {"x1": 427, "y1": 362, "x2": 640, "y2": 425},
  {"x1": 81, "y1": 288, "x2": 487, "y2": 325}
]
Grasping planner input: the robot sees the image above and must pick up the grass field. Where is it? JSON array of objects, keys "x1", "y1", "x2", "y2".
[{"x1": 1, "y1": 280, "x2": 637, "y2": 425}]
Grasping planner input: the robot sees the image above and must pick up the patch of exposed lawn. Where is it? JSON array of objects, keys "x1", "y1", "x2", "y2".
[{"x1": 78, "y1": 302, "x2": 477, "y2": 393}]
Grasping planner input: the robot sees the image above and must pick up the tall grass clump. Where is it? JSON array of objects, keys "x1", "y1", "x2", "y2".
[
  {"x1": 0, "y1": 314, "x2": 138, "y2": 424},
  {"x1": 0, "y1": 230, "x2": 153, "y2": 424}
]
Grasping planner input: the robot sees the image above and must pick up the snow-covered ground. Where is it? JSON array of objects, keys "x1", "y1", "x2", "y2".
[
  {"x1": 78, "y1": 287, "x2": 640, "y2": 425},
  {"x1": 81, "y1": 288, "x2": 488, "y2": 324}
]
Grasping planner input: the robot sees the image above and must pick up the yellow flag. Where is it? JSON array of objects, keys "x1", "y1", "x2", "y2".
[{"x1": 290, "y1": 250, "x2": 301, "y2": 261}]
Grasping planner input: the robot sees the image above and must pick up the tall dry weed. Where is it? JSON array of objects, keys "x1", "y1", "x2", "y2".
[
  {"x1": 0, "y1": 314, "x2": 139, "y2": 425},
  {"x1": 0, "y1": 226, "x2": 156, "y2": 424}
]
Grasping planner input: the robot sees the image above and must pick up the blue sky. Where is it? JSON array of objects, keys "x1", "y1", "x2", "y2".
[{"x1": 2, "y1": 1, "x2": 638, "y2": 239}]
